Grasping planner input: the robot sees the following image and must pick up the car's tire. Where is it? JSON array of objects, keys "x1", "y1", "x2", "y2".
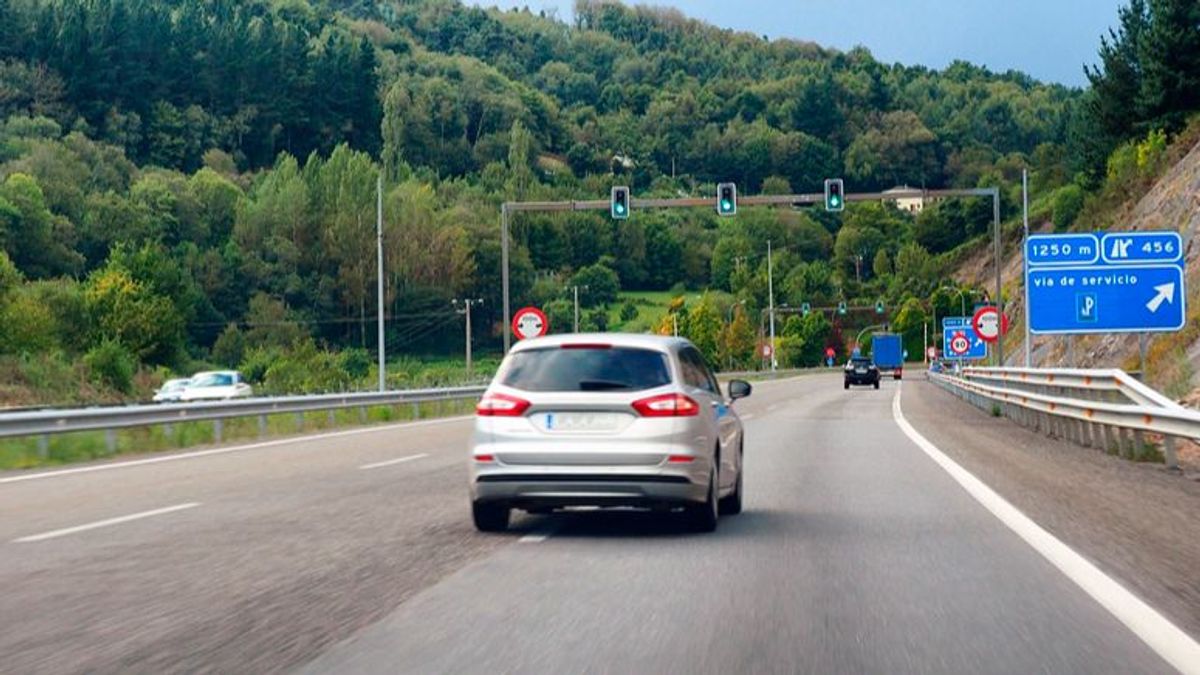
[
  {"x1": 688, "y1": 470, "x2": 719, "y2": 532},
  {"x1": 873, "y1": 380, "x2": 880, "y2": 389},
  {"x1": 719, "y1": 446, "x2": 744, "y2": 516},
  {"x1": 472, "y1": 501, "x2": 510, "y2": 532},
  {"x1": 844, "y1": 380, "x2": 850, "y2": 390}
]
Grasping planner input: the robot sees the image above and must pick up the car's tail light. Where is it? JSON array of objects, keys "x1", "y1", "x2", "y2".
[
  {"x1": 667, "y1": 455, "x2": 695, "y2": 463},
  {"x1": 632, "y1": 393, "x2": 700, "y2": 417},
  {"x1": 476, "y1": 393, "x2": 531, "y2": 417},
  {"x1": 474, "y1": 454, "x2": 496, "y2": 463}
]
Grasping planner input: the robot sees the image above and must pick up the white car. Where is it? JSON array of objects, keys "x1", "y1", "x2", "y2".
[
  {"x1": 180, "y1": 371, "x2": 253, "y2": 402},
  {"x1": 152, "y1": 378, "x2": 192, "y2": 403},
  {"x1": 470, "y1": 334, "x2": 751, "y2": 532}
]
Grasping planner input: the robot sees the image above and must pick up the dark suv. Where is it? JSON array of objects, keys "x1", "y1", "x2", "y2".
[{"x1": 844, "y1": 357, "x2": 880, "y2": 389}]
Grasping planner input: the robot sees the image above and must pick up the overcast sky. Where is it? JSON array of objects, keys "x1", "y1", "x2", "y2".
[{"x1": 464, "y1": 0, "x2": 1126, "y2": 86}]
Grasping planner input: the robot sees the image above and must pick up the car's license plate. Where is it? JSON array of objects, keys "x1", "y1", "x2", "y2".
[
  {"x1": 537, "y1": 412, "x2": 625, "y2": 432},
  {"x1": 855, "y1": 368, "x2": 867, "y2": 374}
]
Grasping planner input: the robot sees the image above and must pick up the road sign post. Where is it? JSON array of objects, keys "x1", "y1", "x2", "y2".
[{"x1": 1026, "y1": 232, "x2": 1185, "y2": 335}]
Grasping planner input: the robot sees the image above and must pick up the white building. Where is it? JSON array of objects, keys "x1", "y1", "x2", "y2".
[{"x1": 882, "y1": 186, "x2": 932, "y2": 214}]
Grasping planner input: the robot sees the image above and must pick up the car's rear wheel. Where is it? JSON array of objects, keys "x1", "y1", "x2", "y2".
[
  {"x1": 472, "y1": 501, "x2": 510, "y2": 532},
  {"x1": 719, "y1": 445, "x2": 744, "y2": 516},
  {"x1": 844, "y1": 380, "x2": 850, "y2": 390},
  {"x1": 687, "y1": 470, "x2": 719, "y2": 532},
  {"x1": 873, "y1": 380, "x2": 880, "y2": 389}
]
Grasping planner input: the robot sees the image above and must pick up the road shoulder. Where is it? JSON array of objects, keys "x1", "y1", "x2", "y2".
[{"x1": 900, "y1": 378, "x2": 1200, "y2": 640}]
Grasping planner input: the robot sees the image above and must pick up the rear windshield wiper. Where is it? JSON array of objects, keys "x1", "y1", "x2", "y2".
[{"x1": 578, "y1": 379, "x2": 633, "y2": 391}]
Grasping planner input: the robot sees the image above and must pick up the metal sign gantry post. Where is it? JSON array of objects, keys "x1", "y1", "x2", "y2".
[{"x1": 501, "y1": 188, "x2": 1002, "y2": 355}]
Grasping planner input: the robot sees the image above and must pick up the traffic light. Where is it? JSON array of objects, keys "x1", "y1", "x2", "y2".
[
  {"x1": 611, "y1": 186, "x2": 630, "y2": 220},
  {"x1": 875, "y1": 300, "x2": 885, "y2": 314},
  {"x1": 824, "y1": 178, "x2": 845, "y2": 212},
  {"x1": 801, "y1": 302, "x2": 811, "y2": 317},
  {"x1": 837, "y1": 301, "x2": 847, "y2": 316},
  {"x1": 717, "y1": 182, "x2": 737, "y2": 216}
]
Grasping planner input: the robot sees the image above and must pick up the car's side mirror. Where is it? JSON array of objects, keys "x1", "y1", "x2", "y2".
[{"x1": 728, "y1": 379, "x2": 752, "y2": 400}]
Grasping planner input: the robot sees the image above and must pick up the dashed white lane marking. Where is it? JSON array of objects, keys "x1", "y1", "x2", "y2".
[
  {"x1": 359, "y1": 453, "x2": 429, "y2": 470},
  {"x1": 0, "y1": 416, "x2": 473, "y2": 485},
  {"x1": 740, "y1": 413, "x2": 756, "y2": 421},
  {"x1": 13, "y1": 502, "x2": 201, "y2": 543},
  {"x1": 892, "y1": 386, "x2": 1200, "y2": 675}
]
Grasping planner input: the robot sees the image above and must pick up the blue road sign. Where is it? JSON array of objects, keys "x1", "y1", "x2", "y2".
[
  {"x1": 1027, "y1": 231, "x2": 1185, "y2": 335},
  {"x1": 943, "y1": 326, "x2": 987, "y2": 360},
  {"x1": 942, "y1": 316, "x2": 970, "y2": 329}
]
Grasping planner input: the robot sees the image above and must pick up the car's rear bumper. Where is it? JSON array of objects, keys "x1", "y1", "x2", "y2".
[
  {"x1": 471, "y1": 465, "x2": 710, "y2": 508},
  {"x1": 844, "y1": 373, "x2": 878, "y2": 384}
]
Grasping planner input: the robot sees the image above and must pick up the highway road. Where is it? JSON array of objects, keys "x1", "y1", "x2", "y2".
[{"x1": 0, "y1": 373, "x2": 1190, "y2": 674}]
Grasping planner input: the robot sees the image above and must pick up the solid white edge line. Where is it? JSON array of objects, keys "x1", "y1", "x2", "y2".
[
  {"x1": 359, "y1": 453, "x2": 430, "y2": 470},
  {"x1": 892, "y1": 386, "x2": 1200, "y2": 675},
  {"x1": 0, "y1": 416, "x2": 473, "y2": 485},
  {"x1": 12, "y1": 502, "x2": 201, "y2": 543}
]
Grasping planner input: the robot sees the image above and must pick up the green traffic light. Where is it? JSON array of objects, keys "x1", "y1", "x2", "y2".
[
  {"x1": 615, "y1": 204, "x2": 626, "y2": 214},
  {"x1": 830, "y1": 196, "x2": 841, "y2": 207},
  {"x1": 721, "y1": 199, "x2": 732, "y2": 212}
]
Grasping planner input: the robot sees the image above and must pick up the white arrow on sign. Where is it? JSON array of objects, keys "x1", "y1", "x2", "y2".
[{"x1": 1146, "y1": 282, "x2": 1176, "y2": 313}]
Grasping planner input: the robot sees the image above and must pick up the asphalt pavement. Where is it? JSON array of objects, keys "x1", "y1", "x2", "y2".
[{"x1": 0, "y1": 374, "x2": 1186, "y2": 674}]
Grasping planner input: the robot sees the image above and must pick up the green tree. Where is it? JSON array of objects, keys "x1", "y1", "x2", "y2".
[
  {"x1": 571, "y1": 263, "x2": 620, "y2": 307},
  {"x1": 872, "y1": 249, "x2": 892, "y2": 278},
  {"x1": 682, "y1": 293, "x2": 723, "y2": 364},
  {"x1": 85, "y1": 265, "x2": 182, "y2": 364}
]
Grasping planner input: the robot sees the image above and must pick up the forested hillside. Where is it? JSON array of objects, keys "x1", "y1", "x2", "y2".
[{"x1": 0, "y1": 0, "x2": 1195, "y2": 403}]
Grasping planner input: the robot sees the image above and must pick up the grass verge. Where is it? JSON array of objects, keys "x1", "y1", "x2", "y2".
[{"x1": 0, "y1": 398, "x2": 476, "y2": 472}]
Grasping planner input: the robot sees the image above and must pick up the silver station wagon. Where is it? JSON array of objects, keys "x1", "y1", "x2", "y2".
[{"x1": 470, "y1": 334, "x2": 751, "y2": 532}]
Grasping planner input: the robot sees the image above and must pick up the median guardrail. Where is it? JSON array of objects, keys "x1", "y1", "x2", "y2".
[
  {"x1": 930, "y1": 366, "x2": 1194, "y2": 471},
  {"x1": 0, "y1": 386, "x2": 489, "y2": 457}
]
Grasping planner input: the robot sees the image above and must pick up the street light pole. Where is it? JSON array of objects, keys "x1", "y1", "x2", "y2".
[
  {"x1": 726, "y1": 299, "x2": 746, "y2": 370},
  {"x1": 993, "y1": 187, "x2": 1004, "y2": 366},
  {"x1": 767, "y1": 240, "x2": 777, "y2": 372},
  {"x1": 453, "y1": 299, "x2": 483, "y2": 378},
  {"x1": 501, "y1": 205, "x2": 511, "y2": 354},
  {"x1": 1023, "y1": 168, "x2": 1031, "y2": 367},
  {"x1": 570, "y1": 285, "x2": 589, "y2": 332},
  {"x1": 376, "y1": 174, "x2": 386, "y2": 392}
]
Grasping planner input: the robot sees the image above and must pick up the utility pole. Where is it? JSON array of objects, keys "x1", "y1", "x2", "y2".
[
  {"x1": 453, "y1": 299, "x2": 483, "y2": 377},
  {"x1": 376, "y1": 174, "x2": 386, "y2": 392},
  {"x1": 1023, "y1": 168, "x2": 1031, "y2": 367},
  {"x1": 569, "y1": 285, "x2": 589, "y2": 332},
  {"x1": 768, "y1": 240, "x2": 777, "y2": 372}
]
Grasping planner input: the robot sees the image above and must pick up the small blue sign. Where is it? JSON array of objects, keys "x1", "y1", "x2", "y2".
[
  {"x1": 1099, "y1": 231, "x2": 1182, "y2": 264},
  {"x1": 943, "y1": 326, "x2": 987, "y2": 360},
  {"x1": 942, "y1": 316, "x2": 970, "y2": 329}
]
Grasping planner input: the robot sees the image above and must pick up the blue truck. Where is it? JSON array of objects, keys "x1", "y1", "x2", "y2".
[{"x1": 871, "y1": 333, "x2": 904, "y2": 380}]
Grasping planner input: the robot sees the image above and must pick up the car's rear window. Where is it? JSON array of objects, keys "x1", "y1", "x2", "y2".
[
  {"x1": 850, "y1": 358, "x2": 872, "y2": 366},
  {"x1": 500, "y1": 347, "x2": 672, "y2": 392}
]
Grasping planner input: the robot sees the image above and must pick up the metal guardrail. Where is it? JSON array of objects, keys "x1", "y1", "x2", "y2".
[
  {"x1": 0, "y1": 386, "x2": 489, "y2": 452},
  {"x1": 930, "y1": 366, "x2": 1194, "y2": 471}
]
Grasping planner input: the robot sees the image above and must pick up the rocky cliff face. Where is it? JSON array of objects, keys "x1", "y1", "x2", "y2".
[{"x1": 952, "y1": 137, "x2": 1200, "y2": 399}]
